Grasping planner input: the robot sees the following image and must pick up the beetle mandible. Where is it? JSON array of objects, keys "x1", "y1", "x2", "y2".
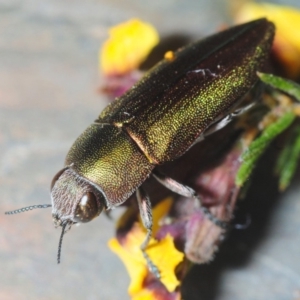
[{"x1": 6, "y1": 18, "x2": 275, "y2": 278}]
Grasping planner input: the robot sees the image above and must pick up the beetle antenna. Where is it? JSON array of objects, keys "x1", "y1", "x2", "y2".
[
  {"x1": 5, "y1": 204, "x2": 52, "y2": 215},
  {"x1": 57, "y1": 222, "x2": 67, "y2": 264}
]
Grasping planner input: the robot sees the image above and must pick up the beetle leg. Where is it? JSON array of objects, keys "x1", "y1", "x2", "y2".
[
  {"x1": 152, "y1": 170, "x2": 227, "y2": 229},
  {"x1": 205, "y1": 102, "x2": 256, "y2": 137},
  {"x1": 194, "y1": 102, "x2": 256, "y2": 144},
  {"x1": 136, "y1": 187, "x2": 161, "y2": 279}
]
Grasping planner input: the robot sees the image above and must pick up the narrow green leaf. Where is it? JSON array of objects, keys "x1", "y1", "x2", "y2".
[
  {"x1": 257, "y1": 72, "x2": 300, "y2": 101},
  {"x1": 236, "y1": 111, "x2": 296, "y2": 187},
  {"x1": 275, "y1": 125, "x2": 300, "y2": 191},
  {"x1": 275, "y1": 137, "x2": 294, "y2": 176}
]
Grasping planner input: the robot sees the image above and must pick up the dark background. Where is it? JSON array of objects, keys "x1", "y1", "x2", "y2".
[{"x1": 1, "y1": 0, "x2": 300, "y2": 299}]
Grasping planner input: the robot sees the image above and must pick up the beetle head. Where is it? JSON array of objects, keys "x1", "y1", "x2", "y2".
[{"x1": 50, "y1": 167, "x2": 106, "y2": 227}]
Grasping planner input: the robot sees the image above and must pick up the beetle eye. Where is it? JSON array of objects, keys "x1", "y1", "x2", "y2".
[{"x1": 74, "y1": 192, "x2": 100, "y2": 223}]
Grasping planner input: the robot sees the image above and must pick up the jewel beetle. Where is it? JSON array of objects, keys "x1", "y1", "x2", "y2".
[{"x1": 6, "y1": 18, "x2": 275, "y2": 278}]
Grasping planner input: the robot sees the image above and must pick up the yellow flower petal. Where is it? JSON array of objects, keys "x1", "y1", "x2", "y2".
[
  {"x1": 138, "y1": 197, "x2": 173, "y2": 236},
  {"x1": 108, "y1": 235, "x2": 147, "y2": 294},
  {"x1": 146, "y1": 234, "x2": 184, "y2": 292},
  {"x1": 235, "y1": 2, "x2": 300, "y2": 78},
  {"x1": 131, "y1": 286, "x2": 181, "y2": 300},
  {"x1": 100, "y1": 19, "x2": 159, "y2": 75},
  {"x1": 108, "y1": 220, "x2": 184, "y2": 297},
  {"x1": 131, "y1": 289, "x2": 156, "y2": 300}
]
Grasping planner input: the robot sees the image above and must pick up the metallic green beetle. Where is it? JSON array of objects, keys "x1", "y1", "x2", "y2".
[
  {"x1": 51, "y1": 18, "x2": 275, "y2": 276},
  {"x1": 7, "y1": 18, "x2": 275, "y2": 277}
]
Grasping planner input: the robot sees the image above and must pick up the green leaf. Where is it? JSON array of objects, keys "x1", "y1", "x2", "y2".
[
  {"x1": 257, "y1": 72, "x2": 300, "y2": 101},
  {"x1": 236, "y1": 111, "x2": 296, "y2": 187},
  {"x1": 275, "y1": 125, "x2": 300, "y2": 191}
]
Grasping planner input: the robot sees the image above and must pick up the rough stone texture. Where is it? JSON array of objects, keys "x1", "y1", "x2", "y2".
[{"x1": 0, "y1": 1, "x2": 300, "y2": 299}]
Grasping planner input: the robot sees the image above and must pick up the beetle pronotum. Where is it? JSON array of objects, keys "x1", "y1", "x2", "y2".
[{"x1": 6, "y1": 18, "x2": 275, "y2": 278}]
